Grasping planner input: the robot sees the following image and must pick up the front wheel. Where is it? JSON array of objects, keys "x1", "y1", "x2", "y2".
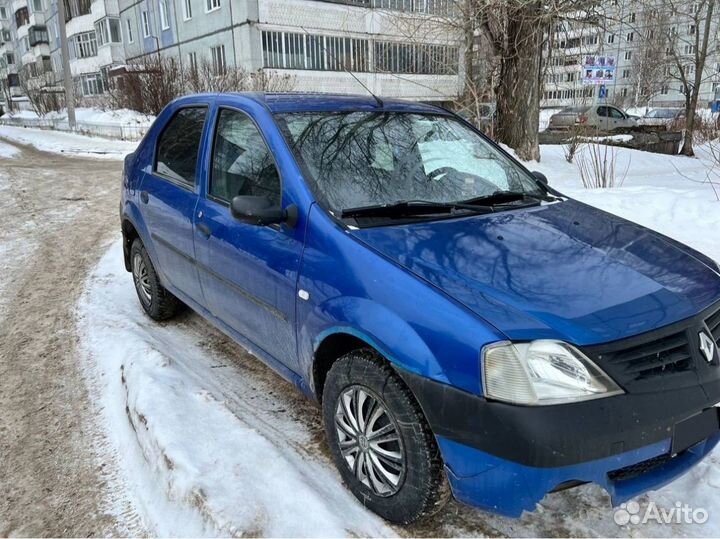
[
  {"x1": 322, "y1": 350, "x2": 449, "y2": 524},
  {"x1": 130, "y1": 239, "x2": 182, "y2": 320}
]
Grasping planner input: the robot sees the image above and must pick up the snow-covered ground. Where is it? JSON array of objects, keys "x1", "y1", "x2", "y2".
[
  {"x1": 75, "y1": 137, "x2": 720, "y2": 536},
  {"x1": 0, "y1": 126, "x2": 137, "y2": 159},
  {"x1": 5, "y1": 107, "x2": 154, "y2": 126}
]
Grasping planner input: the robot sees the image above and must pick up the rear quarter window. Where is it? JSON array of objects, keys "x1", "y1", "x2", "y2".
[{"x1": 154, "y1": 107, "x2": 207, "y2": 186}]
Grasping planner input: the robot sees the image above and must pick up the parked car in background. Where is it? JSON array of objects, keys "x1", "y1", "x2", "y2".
[
  {"x1": 548, "y1": 104, "x2": 638, "y2": 131},
  {"x1": 121, "y1": 92, "x2": 720, "y2": 524},
  {"x1": 638, "y1": 108, "x2": 701, "y2": 130}
]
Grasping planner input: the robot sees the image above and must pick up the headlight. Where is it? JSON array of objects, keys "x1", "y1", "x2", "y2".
[{"x1": 481, "y1": 340, "x2": 623, "y2": 405}]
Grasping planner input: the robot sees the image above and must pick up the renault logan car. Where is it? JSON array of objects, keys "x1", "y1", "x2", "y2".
[{"x1": 120, "y1": 92, "x2": 720, "y2": 524}]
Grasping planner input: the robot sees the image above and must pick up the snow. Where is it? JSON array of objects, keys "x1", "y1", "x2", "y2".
[
  {"x1": 77, "y1": 245, "x2": 395, "y2": 537},
  {"x1": 0, "y1": 125, "x2": 137, "y2": 159},
  {"x1": 6, "y1": 107, "x2": 154, "y2": 126},
  {"x1": 0, "y1": 139, "x2": 19, "y2": 158},
  {"x1": 75, "y1": 134, "x2": 720, "y2": 536}
]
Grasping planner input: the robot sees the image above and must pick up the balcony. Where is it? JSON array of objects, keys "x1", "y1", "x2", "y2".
[{"x1": 28, "y1": 25, "x2": 48, "y2": 46}]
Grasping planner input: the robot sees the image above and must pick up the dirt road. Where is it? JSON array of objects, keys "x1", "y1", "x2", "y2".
[{"x1": 0, "y1": 140, "x2": 124, "y2": 536}]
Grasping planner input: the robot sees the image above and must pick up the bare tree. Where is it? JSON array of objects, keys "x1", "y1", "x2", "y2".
[
  {"x1": 186, "y1": 61, "x2": 294, "y2": 94},
  {"x1": 628, "y1": 10, "x2": 671, "y2": 108},
  {"x1": 661, "y1": 0, "x2": 717, "y2": 155},
  {"x1": 17, "y1": 66, "x2": 64, "y2": 116}
]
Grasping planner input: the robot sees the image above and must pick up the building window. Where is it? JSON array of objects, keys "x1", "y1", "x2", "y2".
[
  {"x1": 80, "y1": 73, "x2": 105, "y2": 95},
  {"x1": 205, "y1": 0, "x2": 220, "y2": 11},
  {"x1": 95, "y1": 18, "x2": 122, "y2": 46},
  {"x1": 684, "y1": 44, "x2": 695, "y2": 54},
  {"x1": 15, "y1": 7, "x2": 29, "y2": 27},
  {"x1": 628, "y1": 12, "x2": 635, "y2": 22},
  {"x1": 74, "y1": 31, "x2": 98, "y2": 58},
  {"x1": 183, "y1": 0, "x2": 192, "y2": 19},
  {"x1": 606, "y1": 33, "x2": 615, "y2": 44},
  {"x1": 2, "y1": 29, "x2": 11, "y2": 42},
  {"x1": 6, "y1": 52, "x2": 14, "y2": 65},
  {"x1": 125, "y1": 18, "x2": 134, "y2": 43},
  {"x1": 211, "y1": 44, "x2": 225, "y2": 74},
  {"x1": 688, "y1": 24, "x2": 696, "y2": 35},
  {"x1": 141, "y1": 11, "x2": 150, "y2": 37},
  {"x1": 626, "y1": 32, "x2": 634, "y2": 42},
  {"x1": 624, "y1": 50, "x2": 632, "y2": 60},
  {"x1": 188, "y1": 51, "x2": 197, "y2": 73},
  {"x1": 20, "y1": 36, "x2": 29, "y2": 53},
  {"x1": 159, "y1": 0, "x2": 169, "y2": 30},
  {"x1": 0, "y1": 6, "x2": 6, "y2": 18},
  {"x1": 29, "y1": 26, "x2": 49, "y2": 46},
  {"x1": 32, "y1": 0, "x2": 43, "y2": 11},
  {"x1": 622, "y1": 69, "x2": 630, "y2": 78}
]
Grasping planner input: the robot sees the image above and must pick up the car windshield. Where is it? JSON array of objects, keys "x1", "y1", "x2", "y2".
[{"x1": 275, "y1": 111, "x2": 545, "y2": 217}]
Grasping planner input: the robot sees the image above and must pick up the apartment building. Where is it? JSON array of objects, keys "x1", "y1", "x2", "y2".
[
  {"x1": 542, "y1": 0, "x2": 720, "y2": 109},
  {"x1": 0, "y1": 0, "x2": 464, "y2": 106}
]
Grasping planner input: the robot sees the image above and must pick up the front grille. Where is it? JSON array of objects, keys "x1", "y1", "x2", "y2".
[
  {"x1": 604, "y1": 330, "x2": 692, "y2": 381},
  {"x1": 706, "y1": 306, "x2": 720, "y2": 345},
  {"x1": 584, "y1": 300, "x2": 720, "y2": 387},
  {"x1": 607, "y1": 452, "x2": 675, "y2": 482}
]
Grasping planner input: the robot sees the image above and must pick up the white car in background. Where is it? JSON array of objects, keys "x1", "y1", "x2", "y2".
[
  {"x1": 548, "y1": 104, "x2": 638, "y2": 131},
  {"x1": 638, "y1": 108, "x2": 698, "y2": 130}
]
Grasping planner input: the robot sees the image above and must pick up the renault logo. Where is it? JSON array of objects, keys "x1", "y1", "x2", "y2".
[{"x1": 699, "y1": 331, "x2": 716, "y2": 363}]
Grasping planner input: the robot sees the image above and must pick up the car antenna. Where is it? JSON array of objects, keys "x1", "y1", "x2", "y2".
[{"x1": 299, "y1": 26, "x2": 384, "y2": 108}]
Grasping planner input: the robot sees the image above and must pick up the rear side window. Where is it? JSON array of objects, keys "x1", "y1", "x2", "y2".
[{"x1": 155, "y1": 107, "x2": 207, "y2": 186}]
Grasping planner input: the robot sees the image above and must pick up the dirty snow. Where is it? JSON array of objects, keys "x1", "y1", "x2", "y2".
[
  {"x1": 0, "y1": 139, "x2": 19, "y2": 158},
  {"x1": 0, "y1": 126, "x2": 137, "y2": 159}
]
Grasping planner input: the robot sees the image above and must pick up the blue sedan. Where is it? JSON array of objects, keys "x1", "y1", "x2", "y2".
[{"x1": 120, "y1": 92, "x2": 720, "y2": 523}]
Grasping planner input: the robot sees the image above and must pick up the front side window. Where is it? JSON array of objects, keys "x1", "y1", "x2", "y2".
[
  {"x1": 277, "y1": 112, "x2": 544, "y2": 216},
  {"x1": 210, "y1": 109, "x2": 280, "y2": 205},
  {"x1": 155, "y1": 107, "x2": 207, "y2": 186}
]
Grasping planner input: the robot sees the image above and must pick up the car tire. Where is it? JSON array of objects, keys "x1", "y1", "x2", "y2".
[
  {"x1": 322, "y1": 349, "x2": 450, "y2": 524},
  {"x1": 130, "y1": 239, "x2": 182, "y2": 321}
]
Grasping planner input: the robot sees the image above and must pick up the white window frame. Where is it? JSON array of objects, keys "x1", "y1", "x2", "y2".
[
  {"x1": 32, "y1": 0, "x2": 43, "y2": 12},
  {"x1": 141, "y1": 10, "x2": 150, "y2": 37},
  {"x1": 159, "y1": 0, "x2": 169, "y2": 30},
  {"x1": 205, "y1": 0, "x2": 220, "y2": 13},
  {"x1": 125, "y1": 18, "x2": 134, "y2": 43},
  {"x1": 183, "y1": 0, "x2": 192, "y2": 20},
  {"x1": 210, "y1": 44, "x2": 226, "y2": 73}
]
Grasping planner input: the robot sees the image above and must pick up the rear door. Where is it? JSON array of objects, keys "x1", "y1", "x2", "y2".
[
  {"x1": 138, "y1": 106, "x2": 208, "y2": 305},
  {"x1": 608, "y1": 106, "x2": 627, "y2": 130},
  {"x1": 194, "y1": 105, "x2": 304, "y2": 367},
  {"x1": 594, "y1": 106, "x2": 610, "y2": 131}
]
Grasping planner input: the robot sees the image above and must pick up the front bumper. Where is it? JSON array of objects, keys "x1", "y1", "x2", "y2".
[
  {"x1": 438, "y1": 432, "x2": 720, "y2": 517},
  {"x1": 399, "y1": 369, "x2": 720, "y2": 517}
]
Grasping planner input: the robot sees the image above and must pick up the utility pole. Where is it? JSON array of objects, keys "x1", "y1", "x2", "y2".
[{"x1": 56, "y1": 0, "x2": 75, "y2": 129}]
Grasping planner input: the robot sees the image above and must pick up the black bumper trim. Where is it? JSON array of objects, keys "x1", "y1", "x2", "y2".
[{"x1": 397, "y1": 368, "x2": 720, "y2": 468}]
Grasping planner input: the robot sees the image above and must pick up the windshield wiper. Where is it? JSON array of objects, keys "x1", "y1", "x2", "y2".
[
  {"x1": 457, "y1": 191, "x2": 539, "y2": 206},
  {"x1": 340, "y1": 200, "x2": 494, "y2": 219}
]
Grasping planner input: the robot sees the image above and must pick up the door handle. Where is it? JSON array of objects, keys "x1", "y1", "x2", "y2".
[
  {"x1": 140, "y1": 191, "x2": 149, "y2": 204},
  {"x1": 197, "y1": 222, "x2": 211, "y2": 238}
]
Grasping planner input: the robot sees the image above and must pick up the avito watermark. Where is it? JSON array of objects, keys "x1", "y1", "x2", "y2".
[{"x1": 614, "y1": 501, "x2": 709, "y2": 526}]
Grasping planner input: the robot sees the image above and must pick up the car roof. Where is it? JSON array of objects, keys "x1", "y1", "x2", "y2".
[{"x1": 173, "y1": 91, "x2": 449, "y2": 114}]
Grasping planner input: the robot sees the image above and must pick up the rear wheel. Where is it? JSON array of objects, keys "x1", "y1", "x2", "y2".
[
  {"x1": 130, "y1": 239, "x2": 182, "y2": 320},
  {"x1": 322, "y1": 349, "x2": 449, "y2": 524}
]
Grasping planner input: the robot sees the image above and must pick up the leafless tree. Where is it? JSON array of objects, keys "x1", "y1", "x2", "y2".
[
  {"x1": 17, "y1": 67, "x2": 64, "y2": 116},
  {"x1": 660, "y1": 0, "x2": 717, "y2": 155},
  {"x1": 628, "y1": 10, "x2": 671, "y2": 108},
  {"x1": 186, "y1": 61, "x2": 294, "y2": 94}
]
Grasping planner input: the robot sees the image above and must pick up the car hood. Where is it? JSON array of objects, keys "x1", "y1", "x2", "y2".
[{"x1": 352, "y1": 200, "x2": 720, "y2": 345}]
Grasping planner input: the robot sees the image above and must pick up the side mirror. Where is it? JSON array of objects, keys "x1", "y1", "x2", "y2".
[
  {"x1": 230, "y1": 195, "x2": 298, "y2": 227},
  {"x1": 532, "y1": 170, "x2": 549, "y2": 186}
]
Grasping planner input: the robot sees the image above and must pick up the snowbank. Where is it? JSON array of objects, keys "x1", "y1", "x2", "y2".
[
  {"x1": 7, "y1": 107, "x2": 154, "y2": 126},
  {"x1": 77, "y1": 245, "x2": 395, "y2": 537},
  {"x1": 0, "y1": 139, "x2": 20, "y2": 158},
  {"x1": 0, "y1": 126, "x2": 137, "y2": 160}
]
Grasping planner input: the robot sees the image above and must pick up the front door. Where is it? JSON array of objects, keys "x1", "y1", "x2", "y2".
[
  {"x1": 194, "y1": 107, "x2": 303, "y2": 367},
  {"x1": 139, "y1": 106, "x2": 207, "y2": 304}
]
